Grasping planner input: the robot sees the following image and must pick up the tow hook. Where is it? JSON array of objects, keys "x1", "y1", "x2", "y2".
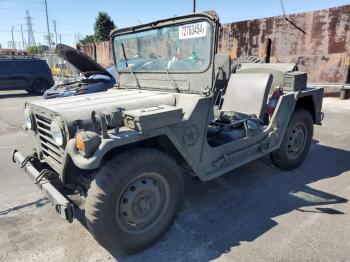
[
  {"x1": 12, "y1": 149, "x2": 18, "y2": 163},
  {"x1": 12, "y1": 150, "x2": 75, "y2": 223},
  {"x1": 12, "y1": 149, "x2": 40, "y2": 168}
]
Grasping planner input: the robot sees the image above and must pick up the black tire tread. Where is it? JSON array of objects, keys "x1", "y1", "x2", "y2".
[
  {"x1": 85, "y1": 148, "x2": 183, "y2": 255},
  {"x1": 270, "y1": 108, "x2": 314, "y2": 170},
  {"x1": 31, "y1": 78, "x2": 50, "y2": 94},
  {"x1": 231, "y1": 55, "x2": 264, "y2": 73}
]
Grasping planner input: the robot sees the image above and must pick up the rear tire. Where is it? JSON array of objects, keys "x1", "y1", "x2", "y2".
[
  {"x1": 28, "y1": 79, "x2": 50, "y2": 95},
  {"x1": 270, "y1": 108, "x2": 313, "y2": 170},
  {"x1": 85, "y1": 148, "x2": 183, "y2": 255}
]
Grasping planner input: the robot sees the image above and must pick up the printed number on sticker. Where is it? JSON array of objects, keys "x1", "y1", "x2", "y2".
[{"x1": 179, "y1": 22, "x2": 207, "y2": 39}]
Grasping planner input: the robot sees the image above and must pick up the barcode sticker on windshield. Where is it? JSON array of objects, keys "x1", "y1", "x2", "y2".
[{"x1": 179, "y1": 22, "x2": 207, "y2": 39}]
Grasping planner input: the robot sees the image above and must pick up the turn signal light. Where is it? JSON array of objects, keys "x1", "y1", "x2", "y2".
[
  {"x1": 75, "y1": 130, "x2": 101, "y2": 157},
  {"x1": 75, "y1": 133, "x2": 85, "y2": 151}
]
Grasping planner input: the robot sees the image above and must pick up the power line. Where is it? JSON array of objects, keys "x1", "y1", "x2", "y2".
[
  {"x1": 1, "y1": 0, "x2": 84, "y2": 46},
  {"x1": 0, "y1": 0, "x2": 43, "y2": 2},
  {"x1": 0, "y1": 29, "x2": 75, "y2": 37},
  {"x1": 0, "y1": 8, "x2": 44, "y2": 11}
]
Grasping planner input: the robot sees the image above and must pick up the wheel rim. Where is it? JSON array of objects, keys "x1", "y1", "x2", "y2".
[
  {"x1": 116, "y1": 173, "x2": 170, "y2": 234},
  {"x1": 287, "y1": 122, "x2": 307, "y2": 159}
]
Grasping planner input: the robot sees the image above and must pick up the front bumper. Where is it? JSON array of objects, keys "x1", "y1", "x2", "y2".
[{"x1": 12, "y1": 150, "x2": 74, "y2": 223}]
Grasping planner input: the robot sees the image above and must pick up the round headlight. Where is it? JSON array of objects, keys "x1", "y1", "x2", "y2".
[
  {"x1": 50, "y1": 119, "x2": 65, "y2": 146},
  {"x1": 24, "y1": 108, "x2": 34, "y2": 130}
]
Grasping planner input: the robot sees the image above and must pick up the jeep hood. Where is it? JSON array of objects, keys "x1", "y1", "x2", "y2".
[
  {"x1": 28, "y1": 89, "x2": 176, "y2": 135},
  {"x1": 56, "y1": 44, "x2": 114, "y2": 78}
]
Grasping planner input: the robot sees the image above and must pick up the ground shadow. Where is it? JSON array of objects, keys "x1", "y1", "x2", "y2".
[
  {"x1": 0, "y1": 91, "x2": 40, "y2": 99},
  {"x1": 75, "y1": 141, "x2": 350, "y2": 261},
  {"x1": 0, "y1": 198, "x2": 49, "y2": 216},
  {"x1": 0, "y1": 91, "x2": 42, "y2": 100}
]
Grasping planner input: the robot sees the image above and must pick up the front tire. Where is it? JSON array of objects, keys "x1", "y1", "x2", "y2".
[
  {"x1": 270, "y1": 108, "x2": 314, "y2": 170},
  {"x1": 85, "y1": 148, "x2": 183, "y2": 255}
]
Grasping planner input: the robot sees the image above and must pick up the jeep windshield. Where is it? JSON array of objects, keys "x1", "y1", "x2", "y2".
[{"x1": 113, "y1": 20, "x2": 213, "y2": 73}]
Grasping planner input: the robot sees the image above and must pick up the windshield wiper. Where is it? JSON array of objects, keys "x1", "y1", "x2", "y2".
[
  {"x1": 165, "y1": 68, "x2": 180, "y2": 93},
  {"x1": 159, "y1": 60, "x2": 180, "y2": 92},
  {"x1": 121, "y1": 42, "x2": 141, "y2": 89}
]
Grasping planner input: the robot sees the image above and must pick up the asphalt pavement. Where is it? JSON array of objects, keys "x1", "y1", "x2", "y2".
[{"x1": 0, "y1": 90, "x2": 349, "y2": 262}]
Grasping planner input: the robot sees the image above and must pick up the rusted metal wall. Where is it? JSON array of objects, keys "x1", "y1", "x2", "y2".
[
  {"x1": 79, "y1": 5, "x2": 350, "y2": 84},
  {"x1": 218, "y1": 4, "x2": 350, "y2": 84}
]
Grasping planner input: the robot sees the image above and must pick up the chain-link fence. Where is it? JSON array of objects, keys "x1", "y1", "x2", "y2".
[{"x1": 39, "y1": 53, "x2": 81, "y2": 85}]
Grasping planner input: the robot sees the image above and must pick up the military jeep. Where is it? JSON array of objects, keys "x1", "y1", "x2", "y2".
[{"x1": 13, "y1": 11, "x2": 324, "y2": 254}]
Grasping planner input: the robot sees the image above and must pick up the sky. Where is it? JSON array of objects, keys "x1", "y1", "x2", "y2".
[{"x1": 0, "y1": 0, "x2": 349, "y2": 49}]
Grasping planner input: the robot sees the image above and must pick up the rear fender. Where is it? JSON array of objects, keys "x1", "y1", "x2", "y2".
[{"x1": 296, "y1": 88, "x2": 324, "y2": 125}]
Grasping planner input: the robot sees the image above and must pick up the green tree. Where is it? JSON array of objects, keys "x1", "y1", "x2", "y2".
[
  {"x1": 27, "y1": 46, "x2": 37, "y2": 54},
  {"x1": 78, "y1": 35, "x2": 95, "y2": 45},
  {"x1": 94, "y1": 12, "x2": 116, "y2": 41},
  {"x1": 37, "y1": 45, "x2": 49, "y2": 53}
]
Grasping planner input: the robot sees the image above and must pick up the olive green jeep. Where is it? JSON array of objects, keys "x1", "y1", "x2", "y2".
[{"x1": 13, "y1": 11, "x2": 324, "y2": 254}]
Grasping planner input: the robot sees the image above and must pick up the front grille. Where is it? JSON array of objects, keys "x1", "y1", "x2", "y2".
[{"x1": 34, "y1": 114, "x2": 64, "y2": 172}]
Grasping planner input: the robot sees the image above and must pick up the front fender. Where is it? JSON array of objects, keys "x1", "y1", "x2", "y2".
[
  {"x1": 66, "y1": 129, "x2": 155, "y2": 170},
  {"x1": 66, "y1": 125, "x2": 198, "y2": 171}
]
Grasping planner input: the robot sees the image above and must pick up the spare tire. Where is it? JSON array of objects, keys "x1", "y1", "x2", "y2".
[{"x1": 231, "y1": 56, "x2": 264, "y2": 73}]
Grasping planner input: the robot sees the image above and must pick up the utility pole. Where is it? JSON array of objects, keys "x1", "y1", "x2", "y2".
[
  {"x1": 74, "y1": 33, "x2": 81, "y2": 46},
  {"x1": 20, "y1": 25, "x2": 25, "y2": 50},
  {"x1": 44, "y1": 0, "x2": 52, "y2": 49},
  {"x1": 59, "y1": 34, "x2": 62, "y2": 44},
  {"x1": 52, "y1": 20, "x2": 58, "y2": 46},
  {"x1": 11, "y1": 26, "x2": 16, "y2": 50},
  {"x1": 193, "y1": 0, "x2": 196, "y2": 13}
]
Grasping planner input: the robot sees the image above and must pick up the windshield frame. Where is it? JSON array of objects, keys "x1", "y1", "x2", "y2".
[{"x1": 111, "y1": 15, "x2": 215, "y2": 75}]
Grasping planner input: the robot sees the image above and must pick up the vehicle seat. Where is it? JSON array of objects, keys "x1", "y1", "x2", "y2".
[{"x1": 208, "y1": 73, "x2": 273, "y2": 146}]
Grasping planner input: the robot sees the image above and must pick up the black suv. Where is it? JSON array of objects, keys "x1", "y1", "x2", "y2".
[{"x1": 0, "y1": 57, "x2": 55, "y2": 94}]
